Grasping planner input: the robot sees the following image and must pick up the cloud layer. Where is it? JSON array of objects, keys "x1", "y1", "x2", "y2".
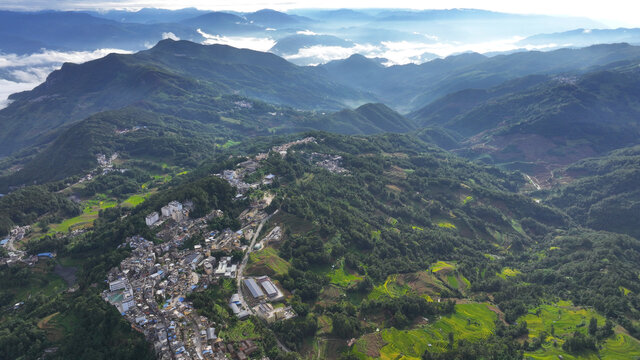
[
  {"x1": 282, "y1": 36, "x2": 564, "y2": 66},
  {"x1": 0, "y1": 48, "x2": 131, "y2": 109},
  {"x1": 197, "y1": 29, "x2": 275, "y2": 52}
]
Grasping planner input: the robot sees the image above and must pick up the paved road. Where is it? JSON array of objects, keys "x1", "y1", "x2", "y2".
[
  {"x1": 234, "y1": 210, "x2": 290, "y2": 354},
  {"x1": 235, "y1": 210, "x2": 277, "y2": 312}
]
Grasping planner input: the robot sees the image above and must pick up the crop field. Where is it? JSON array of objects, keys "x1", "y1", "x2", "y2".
[
  {"x1": 49, "y1": 199, "x2": 117, "y2": 233},
  {"x1": 520, "y1": 302, "x2": 640, "y2": 359},
  {"x1": 428, "y1": 261, "x2": 470, "y2": 293},
  {"x1": 497, "y1": 267, "x2": 521, "y2": 279},
  {"x1": 368, "y1": 274, "x2": 410, "y2": 300},
  {"x1": 437, "y1": 222, "x2": 456, "y2": 229},
  {"x1": 327, "y1": 259, "x2": 363, "y2": 287},
  {"x1": 353, "y1": 303, "x2": 497, "y2": 359},
  {"x1": 430, "y1": 261, "x2": 455, "y2": 273},
  {"x1": 246, "y1": 247, "x2": 291, "y2": 276},
  {"x1": 122, "y1": 193, "x2": 149, "y2": 207},
  {"x1": 521, "y1": 302, "x2": 605, "y2": 339},
  {"x1": 219, "y1": 318, "x2": 258, "y2": 342},
  {"x1": 368, "y1": 271, "x2": 446, "y2": 301}
]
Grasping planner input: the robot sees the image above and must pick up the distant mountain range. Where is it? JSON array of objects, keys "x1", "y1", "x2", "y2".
[
  {"x1": 2, "y1": 39, "x2": 640, "y2": 191},
  {"x1": 0, "y1": 7, "x2": 621, "y2": 59}
]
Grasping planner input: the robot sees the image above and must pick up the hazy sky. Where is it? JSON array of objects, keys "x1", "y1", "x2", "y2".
[{"x1": 1, "y1": 0, "x2": 639, "y2": 27}]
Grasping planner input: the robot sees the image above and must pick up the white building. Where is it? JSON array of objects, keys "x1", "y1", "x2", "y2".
[
  {"x1": 161, "y1": 205, "x2": 172, "y2": 217},
  {"x1": 146, "y1": 212, "x2": 159, "y2": 226},
  {"x1": 122, "y1": 299, "x2": 136, "y2": 312},
  {"x1": 109, "y1": 279, "x2": 126, "y2": 291}
]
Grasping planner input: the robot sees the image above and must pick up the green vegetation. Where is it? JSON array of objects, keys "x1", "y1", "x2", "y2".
[
  {"x1": 122, "y1": 193, "x2": 149, "y2": 207},
  {"x1": 498, "y1": 267, "x2": 522, "y2": 279},
  {"x1": 247, "y1": 246, "x2": 291, "y2": 276},
  {"x1": 327, "y1": 259, "x2": 363, "y2": 287},
  {"x1": 354, "y1": 303, "x2": 497, "y2": 359},
  {"x1": 520, "y1": 302, "x2": 640, "y2": 359}
]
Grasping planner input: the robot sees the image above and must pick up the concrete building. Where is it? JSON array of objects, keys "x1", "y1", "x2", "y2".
[
  {"x1": 206, "y1": 327, "x2": 217, "y2": 341},
  {"x1": 109, "y1": 279, "x2": 126, "y2": 291},
  {"x1": 243, "y1": 278, "x2": 265, "y2": 299},
  {"x1": 146, "y1": 212, "x2": 160, "y2": 226}
]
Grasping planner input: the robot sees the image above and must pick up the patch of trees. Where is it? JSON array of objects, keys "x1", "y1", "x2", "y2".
[
  {"x1": 0, "y1": 185, "x2": 81, "y2": 236},
  {"x1": 360, "y1": 295, "x2": 455, "y2": 329},
  {"x1": 271, "y1": 315, "x2": 317, "y2": 351},
  {"x1": 187, "y1": 278, "x2": 236, "y2": 324},
  {"x1": 79, "y1": 169, "x2": 151, "y2": 198}
]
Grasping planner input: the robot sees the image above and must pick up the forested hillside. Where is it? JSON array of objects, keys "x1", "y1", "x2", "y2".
[{"x1": 2, "y1": 35, "x2": 640, "y2": 360}]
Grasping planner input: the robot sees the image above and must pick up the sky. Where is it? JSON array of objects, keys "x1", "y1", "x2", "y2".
[{"x1": 1, "y1": 0, "x2": 639, "y2": 27}]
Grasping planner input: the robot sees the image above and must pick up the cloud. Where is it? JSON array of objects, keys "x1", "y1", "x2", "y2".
[
  {"x1": 0, "y1": 48, "x2": 131, "y2": 109},
  {"x1": 296, "y1": 30, "x2": 317, "y2": 36},
  {"x1": 197, "y1": 29, "x2": 276, "y2": 51},
  {"x1": 583, "y1": 29, "x2": 592, "y2": 34},
  {"x1": 0, "y1": 79, "x2": 37, "y2": 108},
  {"x1": 284, "y1": 44, "x2": 379, "y2": 65},
  {"x1": 162, "y1": 32, "x2": 180, "y2": 40},
  {"x1": 0, "y1": 48, "x2": 132, "y2": 69},
  {"x1": 283, "y1": 36, "x2": 563, "y2": 66}
]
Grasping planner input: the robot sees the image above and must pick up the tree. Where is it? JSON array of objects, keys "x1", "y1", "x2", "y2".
[{"x1": 589, "y1": 317, "x2": 598, "y2": 336}]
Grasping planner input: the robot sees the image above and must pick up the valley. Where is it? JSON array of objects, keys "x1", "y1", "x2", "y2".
[{"x1": 1, "y1": 5, "x2": 640, "y2": 360}]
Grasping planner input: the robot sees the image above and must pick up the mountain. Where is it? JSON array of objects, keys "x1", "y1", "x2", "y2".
[
  {"x1": 409, "y1": 74, "x2": 551, "y2": 125},
  {"x1": 519, "y1": 28, "x2": 640, "y2": 48},
  {"x1": 88, "y1": 7, "x2": 207, "y2": 24},
  {"x1": 0, "y1": 99, "x2": 414, "y2": 190},
  {"x1": 243, "y1": 9, "x2": 311, "y2": 28},
  {"x1": 0, "y1": 39, "x2": 375, "y2": 157},
  {"x1": 321, "y1": 43, "x2": 640, "y2": 112},
  {"x1": 270, "y1": 34, "x2": 354, "y2": 56},
  {"x1": 0, "y1": 11, "x2": 199, "y2": 53},
  {"x1": 548, "y1": 145, "x2": 640, "y2": 238},
  {"x1": 325, "y1": 103, "x2": 415, "y2": 134},
  {"x1": 412, "y1": 63, "x2": 640, "y2": 182},
  {"x1": 179, "y1": 12, "x2": 263, "y2": 34}
]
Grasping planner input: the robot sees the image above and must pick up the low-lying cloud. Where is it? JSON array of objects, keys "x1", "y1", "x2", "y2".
[
  {"x1": 0, "y1": 48, "x2": 131, "y2": 109},
  {"x1": 197, "y1": 29, "x2": 276, "y2": 52},
  {"x1": 282, "y1": 36, "x2": 564, "y2": 66},
  {"x1": 162, "y1": 32, "x2": 180, "y2": 40}
]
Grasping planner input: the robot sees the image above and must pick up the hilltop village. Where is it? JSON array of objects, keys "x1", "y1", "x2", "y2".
[{"x1": 101, "y1": 138, "x2": 318, "y2": 360}]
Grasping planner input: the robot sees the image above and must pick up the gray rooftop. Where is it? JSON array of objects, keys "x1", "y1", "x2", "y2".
[{"x1": 243, "y1": 278, "x2": 265, "y2": 299}]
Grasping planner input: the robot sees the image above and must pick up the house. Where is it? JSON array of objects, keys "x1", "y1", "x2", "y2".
[
  {"x1": 161, "y1": 205, "x2": 172, "y2": 217},
  {"x1": 122, "y1": 299, "x2": 136, "y2": 312},
  {"x1": 109, "y1": 279, "x2": 126, "y2": 291},
  {"x1": 243, "y1": 278, "x2": 265, "y2": 299},
  {"x1": 229, "y1": 302, "x2": 240, "y2": 315},
  {"x1": 37, "y1": 252, "x2": 55, "y2": 259},
  {"x1": 146, "y1": 212, "x2": 159, "y2": 226},
  {"x1": 206, "y1": 327, "x2": 217, "y2": 341}
]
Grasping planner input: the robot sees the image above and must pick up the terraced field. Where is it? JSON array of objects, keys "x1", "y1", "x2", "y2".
[
  {"x1": 352, "y1": 303, "x2": 497, "y2": 359},
  {"x1": 368, "y1": 270, "x2": 447, "y2": 301},
  {"x1": 429, "y1": 261, "x2": 471, "y2": 293},
  {"x1": 122, "y1": 193, "x2": 149, "y2": 207},
  {"x1": 246, "y1": 247, "x2": 291, "y2": 276},
  {"x1": 49, "y1": 199, "x2": 117, "y2": 233},
  {"x1": 520, "y1": 302, "x2": 640, "y2": 359}
]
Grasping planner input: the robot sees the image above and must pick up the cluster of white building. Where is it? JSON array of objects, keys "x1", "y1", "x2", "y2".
[{"x1": 146, "y1": 200, "x2": 188, "y2": 226}]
